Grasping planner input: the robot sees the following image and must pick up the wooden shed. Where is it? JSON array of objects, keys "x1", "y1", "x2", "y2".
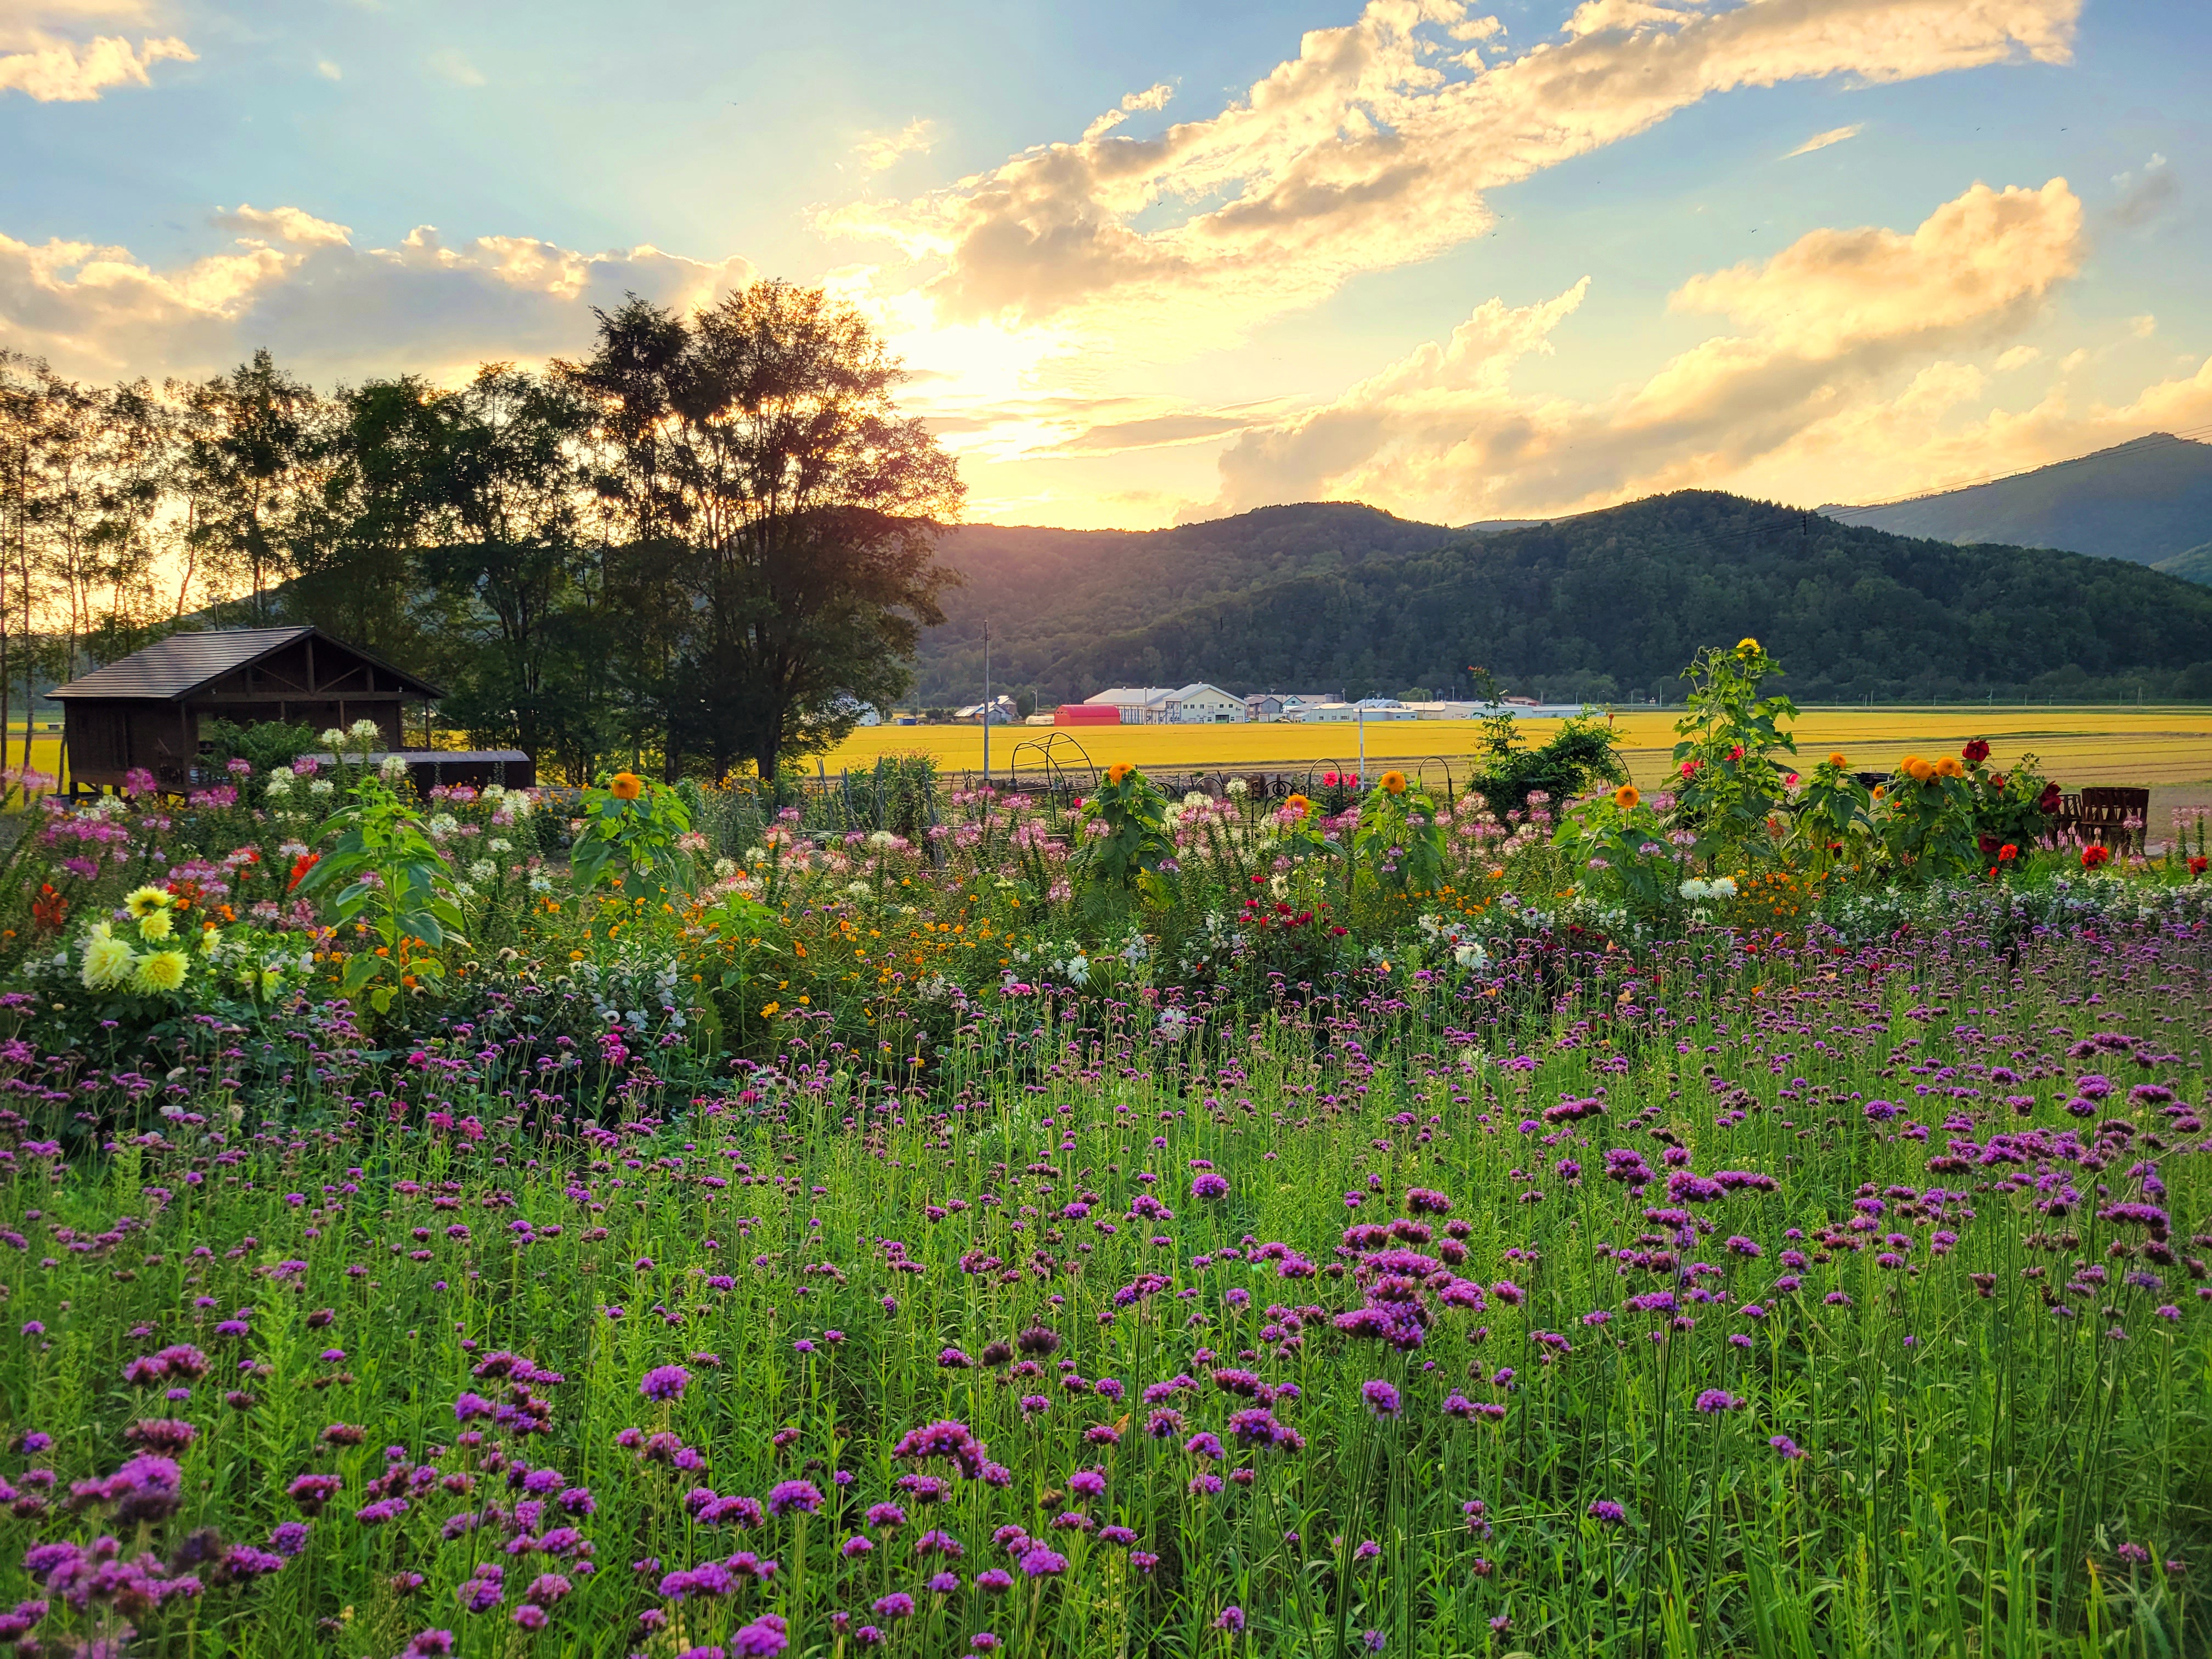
[{"x1": 50, "y1": 626, "x2": 444, "y2": 792}]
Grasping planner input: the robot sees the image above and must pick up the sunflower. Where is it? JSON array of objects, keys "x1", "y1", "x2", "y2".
[
  {"x1": 1934, "y1": 755, "x2": 1965, "y2": 779},
  {"x1": 1827, "y1": 752, "x2": 1847, "y2": 769},
  {"x1": 1612, "y1": 783, "x2": 1640, "y2": 810},
  {"x1": 608, "y1": 771, "x2": 644, "y2": 801},
  {"x1": 1735, "y1": 637, "x2": 1760, "y2": 656},
  {"x1": 1904, "y1": 757, "x2": 1935, "y2": 783},
  {"x1": 125, "y1": 885, "x2": 172, "y2": 919},
  {"x1": 1284, "y1": 793, "x2": 1312, "y2": 819},
  {"x1": 1379, "y1": 771, "x2": 1408, "y2": 795},
  {"x1": 1107, "y1": 763, "x2": 1134, "y2": 785},
  {"x1": 131, "y1": 949, "x2": 191, "y2": 995}
]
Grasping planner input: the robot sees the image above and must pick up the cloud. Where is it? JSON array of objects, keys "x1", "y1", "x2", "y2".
[
  {"x1": 1784, "y1": 122, "x2": 1863, "y2": 158},
  {"x1": 1081, "y1": 82, "x2": 1172, "y2": 143},
  {"x1": 854, "y1": 117, "x2": 939, "y2": 173},
  {"x1": 822, "y1": 0, "x2": 2080, "y2": 356},
  {"x1": 426, "y1": 47, "x2": 484, "y2": 87},
  {"x1": 1994, "y1": 345, "x2": 2039, "y2": 371},
  {"x1": 1209, "y1": 178, "x2": 2085, "y2": 521},
  {"x1": 2111, "y1": 153, "x2": 2176, "y2": 228},
  {"x1": 2128, "y1": 314, "x2": 2155, "y2": 338},
  {"x1": 315, "y1": 57, "x2": 340, "y2": 80},
  {"x1": 0, "y1": 21, "x2": 191, "y2": 100},
  {"x1": 0, "y1": 207, "x2": 757, "y2": 382}
]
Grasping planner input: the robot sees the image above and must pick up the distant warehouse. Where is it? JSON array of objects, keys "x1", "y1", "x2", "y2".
[{"x1": 1081, "y1": 684, "x2": 1247, "y2": 724}]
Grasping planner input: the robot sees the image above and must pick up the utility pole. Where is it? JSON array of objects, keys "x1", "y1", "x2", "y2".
[{"x1": 981, "y1": 619, "x2": 991, "y2": 788}]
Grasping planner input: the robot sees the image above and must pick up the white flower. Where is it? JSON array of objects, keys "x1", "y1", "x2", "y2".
[
  {"x1": 469, "y1": 860, "x2": 495, "y2": 882},
  {"x1": 1156, "y1": 1005, "x2": 1191, "y2": 1037},
  {"x1": 379, "y1": 754, "x2": 408, "y2": 780},
  {"x1": 713, "y1": 857, "x2": 737, "y2": 878},
  {"x1": 263, "y1": 770, "x2": 294, "y2": 795},
  {"x1": 1225, "y1": 778, "x2": 1248, "y2": 798},
  {"x1": 1453, "y1": 942, "x2": 1488, "y2": 970},
  {"x1": 509, "y1": 792, "x2": 534, "y2": 818},
  {"x1": 428, "y1": 814, "x2": 460, "y2": 837},
  {"x1": 319, "y1": 727, "x2": 346, "y2": 749},
  {"x1": 745, "y1": 846, "x2": 768, "y2": 865},
  {"x1": 350, "y1": 718, "x2": 381, "y2": 741},
  {"x1": 528, "y1": 873, "x2": 555, "y2": 894},
  {"x1": 1679, "y1": 878, "x2": 1711, "y2": 901},
  {"x1": 1709, "y1": 876, "x2": 1738, "y2": 899},
  {"x1": 867, "y1": 830, "x2": 898, "y2": 849},
  {"x1": 1064, "y1": 953, "x2": 1090, "y2": 986},
  {"x1": 308, "y1": 778, "x2": 335, "y2": 798},
  {"x1": 1183, "y1": 792, "x2": 1208, "y2": 809},
  {"x1": 453, "y1": 882, "x2": 476, "y2": 899},
  {"x1": 845, "y1": 881, "x2": 872, "y2": 898},
  {"x1": 488, "y1": 838, "x2": 512, "y2": 854}
]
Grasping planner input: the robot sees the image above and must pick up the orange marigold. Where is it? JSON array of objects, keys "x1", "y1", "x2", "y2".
[{"x1": 610, "y1": 771, "x2": 644, "y2": 800}]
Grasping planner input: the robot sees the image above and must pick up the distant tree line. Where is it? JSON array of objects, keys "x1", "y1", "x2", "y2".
[{"x1": 0, "y1": 281, "x2": 963, "y2": 783}]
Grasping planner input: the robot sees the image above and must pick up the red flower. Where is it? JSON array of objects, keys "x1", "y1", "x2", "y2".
[
  {"x1": 1961, "y1": 738, "x2": 1990, "y2": 765},
  {"x1": 2190, "y1": 856, "x2": 2208, "y2": 878},
  {"x1": 2080, "y1": 845, "x2": 2111, "y2": 870},
  {"x1": 287, "y1": 852, "x2": 320, "y2": 892},
  {"x1": 1987, "y1": 774, "x2": 2005, "y2": 792},
  {"x1": 30, "y1": 883, "x2": 68, "y2": 933},
  {"x1": 1726, "y1": 745, "x2": 1744, "y2": 761},
  {"x1": 1997, "y1": 844, "x2": 2018, "y2": 861},
  {"x1": 2037, "y1": 783, "x2": 2062, "y2": 813}
]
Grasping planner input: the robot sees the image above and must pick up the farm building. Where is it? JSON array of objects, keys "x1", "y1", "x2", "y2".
[
  {"x1": 1054, "y1": 703, "x2": 1121, "y2": 726},
  {"x1": 50, "y1": 626, "x2": 443, "y2": 792},
  {"x1": 1082, "y1": 683, "x2": 1248, "y2": 724}
]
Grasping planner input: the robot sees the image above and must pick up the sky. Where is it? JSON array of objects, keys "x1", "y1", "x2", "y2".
[{"x1": 3, "y1": 0, "x2": 2208, "y2": 531}]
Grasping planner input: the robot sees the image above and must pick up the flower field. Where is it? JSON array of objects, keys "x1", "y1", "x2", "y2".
[{"x1": 0, "y1": 650, "x2": 2206, "y2": 1657}]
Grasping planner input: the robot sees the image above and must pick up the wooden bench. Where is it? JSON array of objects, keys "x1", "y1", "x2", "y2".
[{"x1": 2049, "y1": 787, "x2": 2150, "y2": 855}]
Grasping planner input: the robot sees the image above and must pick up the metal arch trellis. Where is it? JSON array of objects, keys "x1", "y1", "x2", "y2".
[{"x1": 1002, "y1": 730, "x2": 1099, "y2": 805}]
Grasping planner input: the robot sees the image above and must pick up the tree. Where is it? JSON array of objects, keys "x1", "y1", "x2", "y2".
[
  {"x1": 171, "y1": 350, "x2": 321, "y2": 627},
  {"x1": 558, "y1": 283, "x2": 963, "y2": 781}
]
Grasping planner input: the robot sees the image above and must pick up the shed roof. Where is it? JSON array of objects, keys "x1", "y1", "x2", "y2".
[{"x1": 49, "y1": 627, "x2": 443, "y2": 702}]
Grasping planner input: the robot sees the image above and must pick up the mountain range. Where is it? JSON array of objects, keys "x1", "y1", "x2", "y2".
[
  {"x1": 915, "y1": 489, "x2": 2212, "y2": 707},
  {"x1": 1820, "y1": 433, "x2": 2212, "y2": 579}
]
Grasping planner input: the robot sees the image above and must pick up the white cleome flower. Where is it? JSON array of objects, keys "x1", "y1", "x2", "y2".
[
  {"x1": 308, "y1": 778, "x2": 335, "y2": 798},
  {"x1": 350, "y1": 718, "x2": 381, "y2": 740},
  {"x1": 469, "y1": 860, "x2": 495, "y2": 882}
]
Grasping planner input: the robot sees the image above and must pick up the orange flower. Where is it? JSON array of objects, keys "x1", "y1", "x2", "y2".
[
  {"x1": 1934, "y1": 755, "x2": 1965, "y2": 779},
  {"x1": 1826, "y1": 752, "x2": 1847, "y2": 769},
  {"x1": 1380, "y1": 770, "x2": 1407, "y2": 795},
  {"x1": 1904, "y1": 757, "x2": 1935, "y2": 783},
  {"x1": 1107, "y1": 762, "x2": 1134, "y2": 785},
  {"x1": 1284, "y1": 793, "x2": 1312, "y2": 819},
  {"x1": 610, "y1": 771, "x2": 644, "y2": 800},
  {"x1": 1612, "y1": 784, "x2": 1640, "y2": 810}
]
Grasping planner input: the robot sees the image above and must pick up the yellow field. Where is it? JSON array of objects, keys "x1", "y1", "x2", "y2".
[{"x1": 823, "y1": 707, "x2": 2212, "y2": 789}]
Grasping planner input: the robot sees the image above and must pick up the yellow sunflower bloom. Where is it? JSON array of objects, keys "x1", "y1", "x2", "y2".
[
  {"x1": 132, "y1": 949, "x2": 191, "y2": 995},
  {"x1": 1827, "y1": 752, "x2": 1847, "y2": 769},
  {"x1": 1284, "y1": 793, "x2": 1312, "y2": 819},
  {"x1": 1380, "y1": 771, "x2": 1408, "y2": 795},
  {"x1": 608, "y1": 771, "x2": 644, "y2": 800},
  {"x1": 1107, "y1": 762, "x2": 1134, "y2": 785},
  {"x1": 1735, "y1": 637, "x2": 1760, "y2": 656},
  {"x1": 1935, "y1": 755, "x2": 1965, "y2": 778},
  {"x1": 125, "y1": 885, "x2": 171, "y2": 919},
  {"x1": 1612, "y1": 784, "x2": 1640, "y2": 810}
]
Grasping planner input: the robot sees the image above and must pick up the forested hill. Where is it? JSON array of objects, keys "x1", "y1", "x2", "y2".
[
  {"x1": 916, "y1": 503, "x2": 1455, "y2": 703},
  {"x1": 918, "y1": 491, "x2": 2212, "y2": 706},
  {"x1": 1822, "y1": 433, "x2": 2212, "y2": 569}
]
